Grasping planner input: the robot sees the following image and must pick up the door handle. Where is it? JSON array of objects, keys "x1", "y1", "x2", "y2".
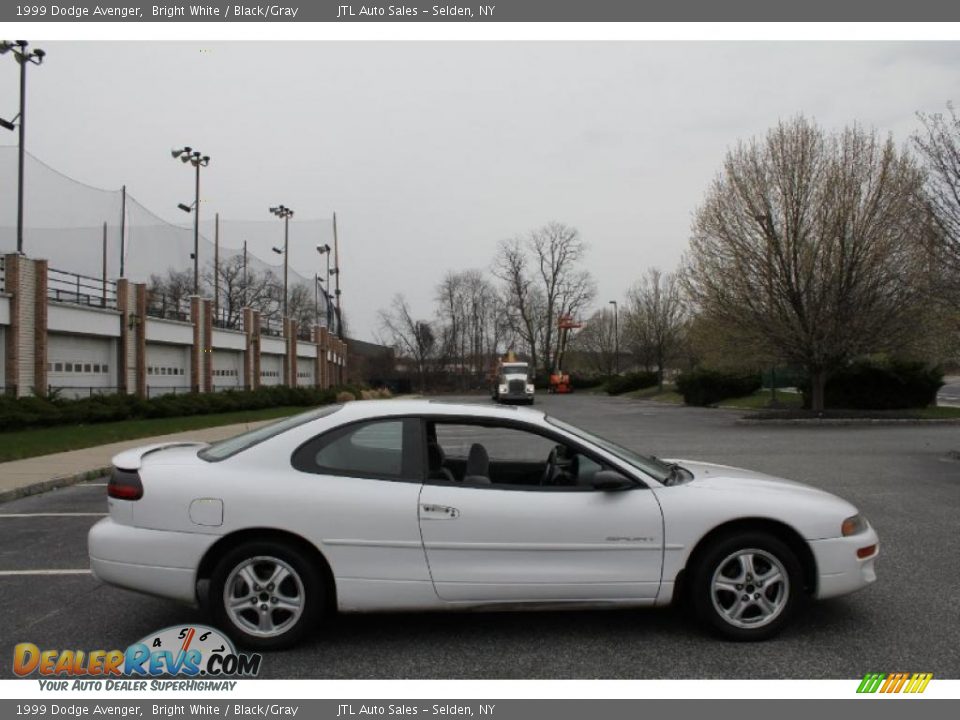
[{"x1": 421, "y1": 504, "x2": 460, "y2": 519}]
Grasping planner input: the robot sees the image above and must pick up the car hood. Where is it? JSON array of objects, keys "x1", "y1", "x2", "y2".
[{"x1": 665, "y1": 458, "x2": 841, "y2": 500}]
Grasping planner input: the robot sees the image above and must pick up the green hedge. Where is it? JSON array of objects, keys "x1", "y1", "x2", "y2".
[
  {"x1": 803, "y1": 360, "x2": 943, "y2": 410},
  {"x1": 605, "y1": 371, "x2": 659, "y2": 395},
  {"x1": 675, "y1": 369, "x2": 762, "y2": 406},
  {"x1": 0, "y1": 385, "x2": 364, "y2": 433}
]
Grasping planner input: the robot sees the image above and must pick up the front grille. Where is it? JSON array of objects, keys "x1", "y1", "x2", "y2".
[{"x1": 508, "y1": 379, "x2": 525, "y2": 394}]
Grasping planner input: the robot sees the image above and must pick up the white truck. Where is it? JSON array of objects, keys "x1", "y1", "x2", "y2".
[{"x1": 491, "y1": 360, "x2": 535, "y2": 405}]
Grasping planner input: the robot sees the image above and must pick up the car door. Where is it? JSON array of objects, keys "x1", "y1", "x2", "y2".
[
  {"x1": 288, "y1": 417, "x2": 432, "y2": 605},
  {"x1": 418, "y1": 419, "x2": 664, "y2": 603}
]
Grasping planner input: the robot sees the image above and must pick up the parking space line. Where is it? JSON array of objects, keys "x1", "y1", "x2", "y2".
[
  {"x1": 0, "y1": 513, "x2": 107, "y2": 518},
  {"x1": 0, "y1": 569, "x2": 92, "y2": 576}
]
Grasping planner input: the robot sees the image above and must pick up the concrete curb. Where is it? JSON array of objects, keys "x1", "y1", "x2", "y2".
[
  {"x1": 0, "y1": 466, "x2": 111, "y2": 505},
  {"x1": 737, "y1": 417, "x2": 960, "y2": 426}
]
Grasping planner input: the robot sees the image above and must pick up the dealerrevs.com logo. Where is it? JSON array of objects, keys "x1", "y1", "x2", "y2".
[
  {"x1": 14, "y1": 625, "x2": 261, "y2": 690},
  {"x1": 857, "y1": 673, "x2": 933, "y2": 694}
]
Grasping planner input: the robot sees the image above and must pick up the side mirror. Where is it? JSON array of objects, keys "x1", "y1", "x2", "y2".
[{"x1": 591, "y1": 470, "x2": 634, "y2": 492}]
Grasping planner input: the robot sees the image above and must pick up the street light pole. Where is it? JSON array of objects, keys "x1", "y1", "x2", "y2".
[
  {"x1": 316, "y1": 243, "x2": 331, "y2": 329},
  {"x1": 171, "y1": 147, "x2": 210, "y2": 294},
  {"x1": 270, "y1": 205, "x2": 294, "y2": 318},
  {"x1": 608, "y1": 300, "x2": 619, "y2": 374},
  {"x1": 1, "y1": 41, "x2": 46, "y2": 255}
]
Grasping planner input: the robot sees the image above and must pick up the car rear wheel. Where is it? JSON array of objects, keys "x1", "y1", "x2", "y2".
[
  {"x1": 210, "y1": 540, "x2": 323, "y2": 650},
  {"x1": 691, "y1": 532, "x2": 802, "y2": 641}
]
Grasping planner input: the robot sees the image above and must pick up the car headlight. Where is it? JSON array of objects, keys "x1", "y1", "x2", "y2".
[
  {"x1": 841, "y1": 514, "x2": 868, "y2": 536},
  {"x1": 525, "y1": 384, "x2": 534, "y2": 393},
  {"x1": 499, "y1": 384, "x2": 507, "y2": 393}
]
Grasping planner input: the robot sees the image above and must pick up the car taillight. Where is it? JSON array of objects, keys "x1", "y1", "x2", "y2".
[{"x1": 108, "y1": 468, "x2": 143, "y2": 500}]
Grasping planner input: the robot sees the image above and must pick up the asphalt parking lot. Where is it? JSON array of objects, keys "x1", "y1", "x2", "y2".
[{"x1": 1, "y1": 393, "x2": 958, "y2": 679}]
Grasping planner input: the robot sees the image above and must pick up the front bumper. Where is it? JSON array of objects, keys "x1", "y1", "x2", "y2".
[
  {"x1": 808, "y1": 526, "x2": 880, "y2": 599},
  {"x1": 88, "y1": 517, "x2": 216, "y2": 605}
]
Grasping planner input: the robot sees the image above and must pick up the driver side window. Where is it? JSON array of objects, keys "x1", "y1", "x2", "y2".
[{"x1": 427, "y1": 422, "x2": 608, "y2": 490}]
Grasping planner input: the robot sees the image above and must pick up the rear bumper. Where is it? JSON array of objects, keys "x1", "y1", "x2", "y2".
[
  {"x1": 809, "y1": 527, "x2": 880, "y2": 599},
  {"x1": 88, "y1": 517, "x2": 216, "y2": 605}
]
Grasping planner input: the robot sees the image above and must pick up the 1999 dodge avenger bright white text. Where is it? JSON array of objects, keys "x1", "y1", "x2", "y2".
[{"x1": 88, "y1": 400, "x2": 879, "y2": 649}]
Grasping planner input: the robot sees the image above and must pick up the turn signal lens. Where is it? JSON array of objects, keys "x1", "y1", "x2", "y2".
[
  {"x1": 841, "y1": 514, "x2": 867, "y2": 536},
  {"x1": 857, "y1": 544, "x2": 878, "y2": 559}
]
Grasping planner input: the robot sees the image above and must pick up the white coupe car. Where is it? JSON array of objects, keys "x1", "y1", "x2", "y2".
[{"x1": 89, "y1": 400, "x2": 879, "y2": 649}]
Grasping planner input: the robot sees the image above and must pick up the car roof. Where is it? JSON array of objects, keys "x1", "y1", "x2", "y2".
[{"x1": 334, "y1": 398, "x2": 546, "y2": 422}]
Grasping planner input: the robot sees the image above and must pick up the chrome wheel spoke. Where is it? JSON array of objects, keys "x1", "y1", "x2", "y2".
[
  {"x1": 237, "y1": 565, "x2": 259, "y2": 593},
  {"x1": 714, "y1": 580, "x2": 739, "y2": 595},
  {"x1": 757, "y1": 593, "x2": 778, "y2": 617},
  {"x1": 228, "y1": 593, "x2": 254, "y2": 609},
  {"x1": 267, "y1": 564, "x2": 290, "y2": 588},
  {"x1": 760, "y1": 569, "x2": 783, "y2": 587},
  {"x1": 258, "y1": 609, "x2": 275, "y2": 632},
  {"x1": 274, "y1": 597, "x2": 301, "y2": 612}
]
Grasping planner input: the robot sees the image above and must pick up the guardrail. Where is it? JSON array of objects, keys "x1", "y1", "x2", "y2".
[
  {"x1": 48, "y1": 267, "x2": 117, "y2": 310},
  {"x1": 260, "y1": 318, "x2": 284, "y2": 337},
  {"x1": 146, "y1": 293, "x2": 191, "y2": 323}
]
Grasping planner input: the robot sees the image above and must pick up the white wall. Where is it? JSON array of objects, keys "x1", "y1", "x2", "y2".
[
  {"x1": 48, "y1": 303, "x2": 120, "y2": 337},
  {"x1": 146, "y1": 318, "x2": 193, "y2": 345},
  {"x1": 0, "y1": 326, "x2": 5, "y2": 389},
  {"x1": 0, "y1": 295, "x2": 9, "y2": 326},
  {"x1": 47, "y1": 333, "x2": 118, "y2": 398}
]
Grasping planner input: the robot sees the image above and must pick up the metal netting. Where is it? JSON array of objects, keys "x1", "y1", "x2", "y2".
[{"x1": 0, "y1": 146, "x2": 339, "y2": 332}]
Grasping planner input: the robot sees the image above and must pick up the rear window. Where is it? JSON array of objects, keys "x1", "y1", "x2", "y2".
[{"x1": 198, "y1": 405, "x2": 343, "y2": 462}]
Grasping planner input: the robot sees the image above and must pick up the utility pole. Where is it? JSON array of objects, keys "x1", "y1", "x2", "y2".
[
  {"x1": 608, "y1": 300, "x2": 619, "y2": 374},
  {"x1": 214, "y1": 212, "x2": 220, "y2": 320},
  {"x1": 102, "y1": 222, "x2": 107, "y2": 308},
  {"x1": 0, "y1": 41, "x2": 46, "y2": 255},
  {"x1": 119, "y1": 185, "x2": 126, "y2": 277},
  {"x1": 332, "y1": 212, "x2": 341, "y2": 336}
]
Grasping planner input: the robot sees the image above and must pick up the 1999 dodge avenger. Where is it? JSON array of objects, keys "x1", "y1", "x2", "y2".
[{"x1": 88, "y1": 400, "x2": 879, "y2": 649}]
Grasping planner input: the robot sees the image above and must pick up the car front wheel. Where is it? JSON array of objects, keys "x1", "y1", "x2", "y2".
[
  {"x1": 210, "y1": 540, "x2": 323, "y2": 650},
  {"x1": 691, "y1": 532, "x2": 802, "y2": 641}
]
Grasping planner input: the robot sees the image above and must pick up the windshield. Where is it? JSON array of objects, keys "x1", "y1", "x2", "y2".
[
  {"x1": 545, "y1": 415, "x2": 673, "y2": 483},
  {"x1": 198, "y1": 405, "x2": 343, "y2": 461}
]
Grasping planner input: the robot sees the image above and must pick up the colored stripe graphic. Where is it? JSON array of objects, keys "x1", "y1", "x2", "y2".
[{"x1": 857, "y1": 672, "x2": 932, "y2": 694}]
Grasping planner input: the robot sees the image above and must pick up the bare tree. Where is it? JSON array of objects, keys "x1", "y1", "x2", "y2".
[
  {"x1": 684, "y1": 117, "x2": 928, "y2": 411},
  {"x1": 914, "y1": 102, "x2": 960, "y2": 304},
  {"x1": 493, "y1": 222, "x2": 596, "y2": 377},
  {"x1": 378, "y1": 294, "x2": 436, "y2": 392},
  {"x1": 493, "y1": 238, "x2": 544, "y2": 372},
  {"x1": 568, "y1": 307, "x2": 618, "y2": 376},
  {"x1": 625, "y1": 268, "x2": 688, "y2": 390},
  {"x1": 435, "y1": 270, "x2": 508, "y2": 388}
]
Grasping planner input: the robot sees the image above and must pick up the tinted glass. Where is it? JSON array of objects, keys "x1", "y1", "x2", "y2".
[{"x1": 308, "y1": 420, "x2": 405, "y2": 478}]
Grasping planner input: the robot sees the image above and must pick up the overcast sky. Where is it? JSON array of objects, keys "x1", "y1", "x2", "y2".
[{"x1": 1, "y1": 42, "x2": 957, "y2": 340}]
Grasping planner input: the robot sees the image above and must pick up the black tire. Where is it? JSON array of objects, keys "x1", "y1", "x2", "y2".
[
  {"x1": 690, "y1": 531, "x2": 802, "y2": 641},
  {"x1": 209, "y1": 540, "x2": 324, "y2": 651}
]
